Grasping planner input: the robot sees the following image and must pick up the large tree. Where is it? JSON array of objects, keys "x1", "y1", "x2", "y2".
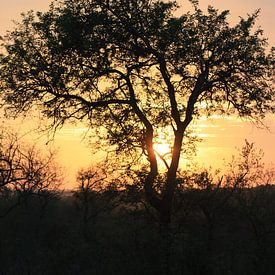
[{"x1": 0, "y1": 0, "x2": 274, "y2": 224}]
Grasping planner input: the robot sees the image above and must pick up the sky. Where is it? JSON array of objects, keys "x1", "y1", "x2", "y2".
[{"x1": 0, "y1": 0, "x2": 274, "y2": 187}]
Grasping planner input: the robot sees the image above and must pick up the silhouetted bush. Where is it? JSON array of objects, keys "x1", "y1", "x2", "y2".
[{"x1": 0, "y1": 183, "x2": 275, "y2": 274}]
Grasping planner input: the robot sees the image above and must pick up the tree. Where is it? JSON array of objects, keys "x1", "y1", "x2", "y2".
[
  {"x1": 225, "y1": 141, "x2": 275, "y2": 273},
  {"x1": 0, "y1": 130, "x2": 62, "y2": 217},
  {"x1": 0, "y1": 0, "x2": 274, "y2": 225},
  {"x1": 225, "y1": 140, "x2": 274, "y2": 189},
  {"x1": 74, "y1": 163, "x2": 117, "y2": 240}
]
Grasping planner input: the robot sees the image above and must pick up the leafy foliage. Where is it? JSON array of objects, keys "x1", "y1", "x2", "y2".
[
  {"x1": 1, "y1": 1, "x2": 273, "y2": 147},
  {"x1": 0, "y1": 0, "x2": 274, "y2": 223}
]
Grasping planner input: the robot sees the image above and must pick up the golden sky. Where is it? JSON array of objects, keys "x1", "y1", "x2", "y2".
[{"x1": 0, "y1": 0, "x2": 274, "y2": 188}]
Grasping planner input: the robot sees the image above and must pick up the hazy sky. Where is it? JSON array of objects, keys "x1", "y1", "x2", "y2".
[{"x1": 0, "y1": 0, "x2": 274, "y2": 187}]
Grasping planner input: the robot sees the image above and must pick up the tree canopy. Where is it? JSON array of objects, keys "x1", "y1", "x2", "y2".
[{"x1": 0, "y1": 0, "x2": 274, "y2": 224}]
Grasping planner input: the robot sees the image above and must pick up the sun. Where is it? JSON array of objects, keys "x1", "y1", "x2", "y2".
[
  {"x1": 154, "y1": 136, "x2": 171, "y2": 157},
  {"x1": 154, "y1": 142, "x2": 171, "y2": 156}
]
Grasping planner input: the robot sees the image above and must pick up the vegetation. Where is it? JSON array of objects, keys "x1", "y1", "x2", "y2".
[
  {"x1": 0, "y1": 130, "x2": 62, "y2": 217},
  {"x1": 0, "y1": 0, "x2": 274, "y2": 273},
  {"x1": 0, "y1": 140, "x2": 274, "y2": 274},
  {"x1": 0, "y1": 0, "x2": 274, "y2": 224}
]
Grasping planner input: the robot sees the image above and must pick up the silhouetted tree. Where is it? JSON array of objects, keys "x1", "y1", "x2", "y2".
[
  {"x1": 225, "y1": 140, "x2": 274, "y2": 189},
  {"x1": 0, "y1": 130, "x2": 62, "y2": 217},
  {"x1": 225, "y1": 141, "x2": 275, "y2": 273},
  {"x1": 0, "y1": 0, "x2": 274, "y2": 225},
  {"x1": 74, "y1": 164, "x2": 117, "y2": 240}
]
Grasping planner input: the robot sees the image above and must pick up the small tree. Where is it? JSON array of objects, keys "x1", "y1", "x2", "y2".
[
  {"x1": 225, "y1": 140, "x2": 274, "y2": 189},
  {"x1": 224, "y1": 141, "x2": 275, "y2": 272},
  {"x1": 0, "y1": 0, "x2": 274, "y2": 225},
  {"x1": 74, "y1": 164, "x2": 117, "y2": 240},
  {"x1": 0, "y1": 130, "x2": 62, "y2": 217}
]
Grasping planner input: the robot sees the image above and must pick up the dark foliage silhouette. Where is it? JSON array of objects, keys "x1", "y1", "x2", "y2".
[
  {"x1": 0, "y1": 143, "x2": 274, "y2": 274},
  {"x1": 0, "y1": 130, "x2": 62, "y2": 217},
  {"x1": 0, "y1": 0, "x2": 274, "y2": 225}
]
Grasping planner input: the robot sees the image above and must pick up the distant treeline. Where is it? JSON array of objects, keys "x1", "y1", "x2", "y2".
[
  {"x1": 1, "y1": 183, "x2": 275, "y2": 275},
  {"x1": 1, "y1": 131, "x2": 274, "y2": 274}
]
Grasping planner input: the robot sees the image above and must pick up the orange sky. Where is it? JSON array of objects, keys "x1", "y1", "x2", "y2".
[{"x1": 0, "y1": 0, "x2": 274, "y2": 188}]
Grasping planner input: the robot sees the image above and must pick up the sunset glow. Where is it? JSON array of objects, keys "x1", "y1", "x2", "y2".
[
  {"x1": 0, "y1": 1, "x2": 275, "y2": 273},
  {"x1": 154, "y1": 136, "x2": 172, "y2": 157},
  {"x1": 0, "y1": 0, "x2": 274, "y2": 189}
]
